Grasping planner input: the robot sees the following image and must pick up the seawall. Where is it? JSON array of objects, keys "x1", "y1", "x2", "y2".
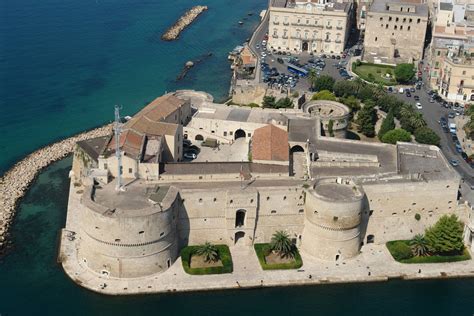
[
  {"x1": 0, "y1": 124, "x2": 112, "y2": 254},
  {"x1": 161, "y1": 6, "x2": 208, "y2": 41}
]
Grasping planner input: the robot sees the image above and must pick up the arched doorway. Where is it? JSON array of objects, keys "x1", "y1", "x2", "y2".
[
  {"x1": 302, "y1": 41, "x2": 309, "y2": 51},
  {"x1": 235, "y1": 209, "x2": 246, "y2": 228},
  {"x1": 195, "y1": 134, "x2": 204, "y2": 141},
  {"x1": 234, "y1": 129, "x2": 246, "y2": 139},
  {"x1": 234, "y1": 231, "x2": 245, "y2": 246},
  {"x1": 290, "y1": 145, "x2": 304, "y2": 153}
]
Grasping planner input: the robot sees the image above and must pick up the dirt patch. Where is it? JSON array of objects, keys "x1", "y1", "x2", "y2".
[
  {"x1": 265, "y1": 252, "x2": 296, "y2": 265},
  {"x1": 190, "y1": 254, "x2": 223, "y2": 268}
]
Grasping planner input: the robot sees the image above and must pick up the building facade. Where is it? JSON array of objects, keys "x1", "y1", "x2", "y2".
[
  {"x1": 268, "y1": 0, "x2": 353, "y2": 54},
  {"x1": 428, "y1": 1, "x2": 474, "y2": 102},
  {"x1": 363, "y1": 0, "x2": 429, "y2": 64}
]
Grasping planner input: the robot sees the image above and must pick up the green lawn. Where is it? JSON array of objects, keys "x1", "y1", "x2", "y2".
[
  {"x1": 386, "y1": 240, "x2": 471, "y2": 264},
  {"x1": 353, "y1": 63, "x2": 397, "y2": 85},
  {"x1": 181, "y1": 244, "x2": 233, "y2": 275},
  {"x1": 254, "y1": 243, "x2": 303, "y2": 270}
]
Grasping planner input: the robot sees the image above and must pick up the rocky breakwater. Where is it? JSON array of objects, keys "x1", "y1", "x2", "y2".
[
  {"x1": 162, "y1": 5, "x2": 208, "y2": 41},
  {"x1": 0, "y1": 124, "x2": 112, "y2": 254}
]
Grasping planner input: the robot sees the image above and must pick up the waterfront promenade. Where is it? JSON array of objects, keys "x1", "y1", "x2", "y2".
[
  {"x1": 0, "y1": 124, "x2": 111, "y2": 252},
  {"x1": 61, "y1": 182, "x2": 474, "y2": 296}
]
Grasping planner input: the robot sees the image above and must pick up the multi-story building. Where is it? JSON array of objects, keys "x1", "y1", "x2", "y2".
[
  {"x1": 267, "y1": 0, "x2": 353, "y2": 55},
  {"x1": 428, "y1": 0, "x2": 474, "y2": 102},
  {"x1": 363, "y1": 0, "x2": 429, "y2": 64}
]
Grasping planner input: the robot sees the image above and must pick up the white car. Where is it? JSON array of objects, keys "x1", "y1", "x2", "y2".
[
  {"x1": 399, "y1": 88, "x2": 404, "y2": 94},
  {"x1": 261, "y1": 52, "x2": 267, "y2": 57},
  {"x1": 184, "y1": 152, "x2": 197, "y2": 160},
  {"x1": 415, "y1": 102, "x2": 422, "y2": 110}
]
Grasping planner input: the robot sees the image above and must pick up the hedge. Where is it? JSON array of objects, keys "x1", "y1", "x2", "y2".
[
  {"x1": 254, "y1": 243, "x2": 303, "y2": 270},
  {"x1": 181, "y1": 244, "x2": 233, "y2": 275},
  {"x1": 386, "y1": 240, "x2": 471, "y2": 264}
]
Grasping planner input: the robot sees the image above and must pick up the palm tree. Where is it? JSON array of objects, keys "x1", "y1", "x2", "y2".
[
  {"x1": 373, "y1": 84, "x2": 386, "y2": 100},
  {"x1": 409, "y1": 112, "x2": 427, "y2": 129},
  {"x1": 399, "y1": 104, "x2": 414, "y2": 119},
  {"x1": 353, "y1": 77, "x2": 365, "y2": 94},
  {"x1": 410, "y1": 234, "x2": 429, "y2": 257},
  {"x1": 195, "y1": 242, "x2": 219, "y2": 263},
  {"x1": 270, "y1": 230, "x2": 295, "y2": 258},
  {"x1": 308, "y1": 69, "x2": 317, "y2": 91}
]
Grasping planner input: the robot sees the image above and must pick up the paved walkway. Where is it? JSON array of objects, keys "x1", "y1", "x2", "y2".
[{"x1": 60, "y1": 180, "x2": 474, "y2": 296}]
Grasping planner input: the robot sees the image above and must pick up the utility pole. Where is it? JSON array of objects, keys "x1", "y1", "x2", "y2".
[{"x1": 114, "y1": 105, "x2": 123, "y2": 192}]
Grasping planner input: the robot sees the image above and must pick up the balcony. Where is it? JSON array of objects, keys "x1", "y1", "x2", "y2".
[
  {"x1": 282, "y1": 35, "x2": 288, "y2": 39},
  {"x1": 273, "y1": 21, "x2": 280, "y2": 25},
  {"x1": 335, "y1": 39, "x2": 342, "y2": 43},
  {"x1": 315, "y1": 25, "x2": 324, "y2": 29},
  {"x1": 291, "y1": 35, "x2": 301, "y2": 39},
  {"x1": 291, "y1": 22, "x2": 307, "y2": 27},
  {"x1": 326, "y1": 25, "x2": 332, "y2": 29},
  {"x1": 272, "y1": 35, "x2": 279, "y2": 39},
  {"x1": 283, "y1": 22, "x2": 289, "y2": 26},
  {"x1": 336, "y1": 26, "x2": 343, "y2": 30},
  {"x1": 325, "y1": 39, "x2": 331, "y2": 42}
]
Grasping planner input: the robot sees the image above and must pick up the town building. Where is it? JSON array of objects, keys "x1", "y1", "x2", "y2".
[
  {"x1": 428, "y1": 0, "x2": 474, "y2": 102},
  {"x1": 267, "y1": 0, "x2": 353, "y2": 55},
  {"x1": 363, "y1": 0, "x2": 429, "y2": 64}
]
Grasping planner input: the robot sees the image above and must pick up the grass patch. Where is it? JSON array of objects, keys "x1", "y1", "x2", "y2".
[
  {"x1": 254, "y1": 243, "x2": 303, "y2": 270},
  {"x1": 386, "y1": 240, "x2": 471, "y2": 264},
  {"x1": 353, "y1": 63, "x2": 397, "y2": 85},
  {"x1": 181, "y1": 244, "x2": 233, "y2": 275}
]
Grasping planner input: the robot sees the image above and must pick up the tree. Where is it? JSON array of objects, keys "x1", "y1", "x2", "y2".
[
  {"x1": 328, "y1": 119, "x2": 334, "y2": 137},
  {"x1": 410, "y1": 234, "x2": 429, "y2": 257},
  {"x1": 269, "y1": 230, "x2": 295, "y2": 258},
  {"x1": 308, "y1": 69, "x2": 317, "y2": 91},
  {"x1": 262, "y1": 96, "x2": 276, "y2": 108},
  {"x1": 340, "y1": 95, "x2": 361, "y2": 112},
  {"x1": 356, "y1": 101, "x2": 377, "y2": 137},
  {"x1": 376, "y1": 94, "x2": 403, "y2": 114},
  {"x1": 424, "y1": 214, "x2": 464, "y2": 255},
  {"x1": 409, "y1": 112, "x2": 427, "y2": 130},
  {"x1": 275, "y1": 97, "x2": 293, "y2": 109},
  {"x1": 357, "y1": 85, "x2": 375, "y2": 102},
  {"x1": 378, "y1": 110, "x2": 396, "y2": 140},
  {"x1": 381, "y1": 128, "x2": 411, "y2": 144},
  {"x1": 313, "y1": 74, "x2": 335, "y2": 92},
  {"x1": 394, "y1": 63, "x2": 415, "y2": 84},
  {"x1": 195, "y1": 242, "x2": 219, "y2": 263},
  {"x1": 312, "y1": 90, "x2": 336, "y2": 101},
  {"x1": 333, "y1": 80, "x2": 356, "y2": 97},
  {"x1": 414, "y1": 127, "x2": 440, "y2": 146}
]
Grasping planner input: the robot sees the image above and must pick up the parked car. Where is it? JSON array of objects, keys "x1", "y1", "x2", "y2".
[
  {"x1": 450, "y1": 159, "x2": 460, "y2": 167},
  {"x1": 448, "y1": 112, "x2": 456, "y2": 119},
  {"x1": 399, "y1": 88, "x2": 404, "y2": 94},
  {"x1": 414, "y1": 95, "x2": 420, "y2": 101},
  {"x1": 184, "y1": 152, "x2": 197, "y2": 160},
  {"x1": 415, "y1": 102, "x2": 422, "y2": 109}
]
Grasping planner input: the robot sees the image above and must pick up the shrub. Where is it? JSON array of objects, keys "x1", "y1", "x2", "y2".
[
  {"x1": 246, "y1": 103, "x2": 259, "y2": 108},
  {"x1": 292, "y1": 91, "x2": 299, "y2": 98},
  {"x1": 254, "y1": 243, "x2": 303, "y2": 270},
  {"x1": 356, "y1": 59, "x2": 362, "y2": 67},
  {"x1": 376, "y1": 69, "x2": 381, "y2": 74},
  {"x1": 394, "y1": 63, "x2": 415, "y2": 84},
  {"x1": 352, "y1": 61, "x2": 357, "y2": 70},
  {"x1": 312, "y1": 90, "x2": 336, "y2": 101},
  {"x1": 313, "y1": 75, "x2": 336, "y2": 92},
  {"x1": 275, "y1": 97, "x2": 293, "y2": 108},
  {"x1": 414, "y1": 126, "x2": 440, "y2": 146},
  {"x1": 425, "y1": 214, "x2": 465, "y2": 255},
  {"x1": 381, "y1": 128, "x2": 411, "y2": 144},
  {"x1": 415, "y1": 213, "x2": 421, "y2": 221},
  {"x1": 328, "y1": 119, "x2": 335, "y2": 137},
  {"x1": 262, "y1": 96, "x2": 276, "y2": 108},
  {"x1": 378, "y1": 110, "x2": 396, "y2": 140},
  {"x1": 367, "y1": 73, "x2": 375, "y2": 81},
  {"x1": 181, "y1": 245, "x2": 233, "y2": 275},
  {"x1": 387, "y1": 240, "x2": 413, "y2": 261}
]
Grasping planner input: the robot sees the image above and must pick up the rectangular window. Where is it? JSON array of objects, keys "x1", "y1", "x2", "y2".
[
  {"x1": 128, "y1": 168, "x2": 132, "y2": 174},
  {"x1": 224, "y1": 131, "x2": 227, "y2": 136},
  {"x1": 103, "y1": 163, "x2": 108, "y2": 169}
]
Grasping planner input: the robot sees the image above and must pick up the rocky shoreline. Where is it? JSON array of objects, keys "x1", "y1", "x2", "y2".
[
  {"x1": 162, "y1": 6, "x2": 208, "y2": 41},
  {"x1": 0, "y1": 124, "x2": 112, "y2": 254}
]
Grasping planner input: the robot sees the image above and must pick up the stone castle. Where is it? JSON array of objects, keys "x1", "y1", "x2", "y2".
[{"x1": 61, "y1": 90, "x2": 468, "y2": 281}]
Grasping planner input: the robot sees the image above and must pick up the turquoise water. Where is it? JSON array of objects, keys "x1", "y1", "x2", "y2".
[
  {"x1": 1, "y1": 0, "x2": 474, "y2": 315},
  {"x1": 0, "y1": 0, "x2": 262, "y2": 174}
]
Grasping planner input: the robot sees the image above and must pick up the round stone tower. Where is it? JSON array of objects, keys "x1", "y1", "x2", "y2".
[
  {"x1": 77, "y1": 183, "x2": 180, "y2": 278},
  {"x1": 301, "y1": 178, "x2": 365, "y2": 261}
]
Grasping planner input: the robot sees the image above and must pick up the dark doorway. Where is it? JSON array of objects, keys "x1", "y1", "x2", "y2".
[
  {"x1": 335, "y1": 254, "x2": 340, "y2": 261},
  {"x1": 195, "y1": 134, "x2": 204, "y2": 141},
  {"x1": 302, "y1": 41, "x2": 309, "y2": 51},
  {"x1": 290, "y1": 145, "x2": 304, "y2": 153},
  {"x1": 235, "y1": 231, "x2": 245, "y2": 245},
  {"x1": 235, "y1": 210, "x2": 246, "y2": 228},
  {"x1": 367, "y1": 234, "x2": 375, "y2": 244},
  {"x1": 234, "y1": 129, "x2": 246, "y2": 139}
]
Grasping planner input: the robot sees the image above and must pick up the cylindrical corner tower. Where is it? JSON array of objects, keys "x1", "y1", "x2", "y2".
[{"x1": 301, "y1": 178, "x2": 365, "y2": 261}]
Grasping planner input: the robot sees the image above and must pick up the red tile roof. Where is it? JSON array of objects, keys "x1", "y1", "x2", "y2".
[{"x1": 252, "y1": 124, "x2": 289, "y2": 162}]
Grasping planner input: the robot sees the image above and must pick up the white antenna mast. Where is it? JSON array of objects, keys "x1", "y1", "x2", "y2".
[{"x1": 114, "y1": 105, "x2": 123, "y2": 191}]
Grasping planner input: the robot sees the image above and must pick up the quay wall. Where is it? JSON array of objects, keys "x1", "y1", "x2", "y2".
[
  {"x1": 0, "y1": 124, "x2": 112, "y2": 253},
  {"x1": 161, "y1": 6, "x2": 208, "y2": 41}
]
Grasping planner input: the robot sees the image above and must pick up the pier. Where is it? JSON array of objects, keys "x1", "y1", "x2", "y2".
[
  {"x1": 161, "y1": 6, "x2": 208, "y2": 41},
  {"x1": 0, "y1": 124, "x2": 112, "y2": 254}
]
